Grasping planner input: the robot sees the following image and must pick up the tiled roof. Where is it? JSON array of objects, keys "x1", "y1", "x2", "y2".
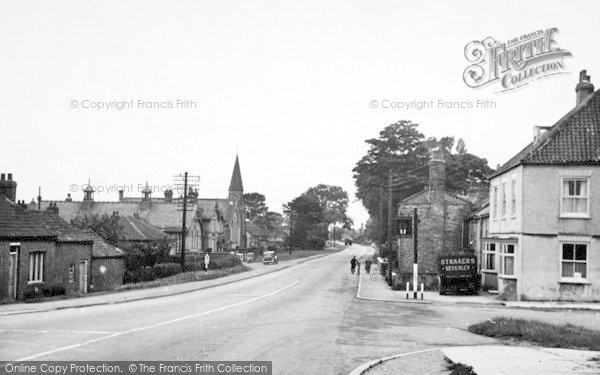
[
  {"x1": 493, "y1": 89, "x2": 600, "y2": 177},
  {"x1": 119, "y1": 215, "x2": 168, "y2": 242},
  {"x1": 32, "y1": 200, "x2": 198, "y2": 233},
  {"x1": 0, "y1": 197, "x2": 123, "y2": 258},
  {"x1": 246, "y1": 222, "x2": 268, "y2": 237}
]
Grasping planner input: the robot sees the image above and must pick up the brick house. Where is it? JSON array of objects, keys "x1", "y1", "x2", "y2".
[
  {"x1": 395, "y1": 153, "x2": 474, "y2": 288},
  {"x1": 486, "y1": 70, "x2": 600, "y2": 301}
]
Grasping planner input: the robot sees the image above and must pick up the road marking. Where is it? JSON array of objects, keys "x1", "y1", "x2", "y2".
[
  {"x1": 357, "y1": 272, "x2": 363, "y2": 298},
  {"x1": 0, "y1": 329, "x2": 115, "y2": 335},
  {"x1": 14, "y1": 280, "x2": 299, "y2": 361}
]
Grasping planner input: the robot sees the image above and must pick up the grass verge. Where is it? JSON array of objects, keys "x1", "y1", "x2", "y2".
[{"x1": 468, "y1": 317, "x2": 600, "y2": 351}]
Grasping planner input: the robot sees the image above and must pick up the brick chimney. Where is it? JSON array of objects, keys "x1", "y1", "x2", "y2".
[
  {"x1": 46, "y1": 202, "x2": 59, "y2": 214},
  {"x1": 576, "y1": 70, "x2": 594, "y2": 106},
  {"x1": 0, "y1": 173, "x2": 17, "y2": 202},
  {"x1": 428, "y1": 150, "x2": 446, "y2": 192},
  {"x1": 118, "y1": 190, "x2": 124, "y2": 201}
]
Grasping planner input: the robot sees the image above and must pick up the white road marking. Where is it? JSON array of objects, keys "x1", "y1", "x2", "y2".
[{"x1": 14, "y1": 280, "x2": 300, "y2": 361}]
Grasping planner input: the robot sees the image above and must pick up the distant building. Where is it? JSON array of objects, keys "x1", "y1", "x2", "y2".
[
  {"x1": 0, "y1": 174, "x2": 124, "y2": 300},
  {"x1": 246, "y1": 222, "x2": 269, "y2": 250},
  {"x1": 32, "y1": 156, "x2": 247, "y2": 253},
  {"x1": 486, "y1": 70, "x2": 600, "y2": 301},
  {"x1": 395, "y1": 152, "x2": 475, "y2": 288}
]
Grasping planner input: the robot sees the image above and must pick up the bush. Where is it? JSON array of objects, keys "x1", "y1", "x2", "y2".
[
  {"x1": 123, "y1": 268, "x2": 157, "y2": 283},
  {"x1": 153, "y1": 263, "x2": 182, "y2": 278},
  {"x1": 183, "y1": 262, "x2": 205, "y2": 272},
  {"x1": 211, "y1": 254, "x2": 242, "y2": 269}
]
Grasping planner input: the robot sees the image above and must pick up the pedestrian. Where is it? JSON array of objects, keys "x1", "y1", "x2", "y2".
[
  {"x1": 365, "y1": 259, "x2": 372, "y2": 274},
  {"x1": 350, "y1": 256, "x2": 357, "y2": 274}
]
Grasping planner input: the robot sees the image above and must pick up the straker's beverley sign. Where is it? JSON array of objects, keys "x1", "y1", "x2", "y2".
[{"x1": 439, "y1": 255, "x2": 477, "y2": 279}]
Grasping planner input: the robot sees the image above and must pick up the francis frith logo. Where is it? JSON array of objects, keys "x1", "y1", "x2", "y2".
[{"x1": 463, "y1": 28, "x2": 572, "y2": 92}]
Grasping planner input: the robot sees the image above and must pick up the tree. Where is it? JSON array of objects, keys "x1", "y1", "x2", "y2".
[
  {"x1": 304, "y1": 184, "x2": 352, "y2": 227},
  {"x1": 243, "y1": 192, "x2": 268, "y2": 221},
  {"x1": 353, "y1": 121, "x2": 493, "y2": 243},
  {"x1": 71, "y1": 213, "x2": 123, "y2": 246},
  {"x1": 254, "y1": 211, "x2": 286, "y2": 237},
  {"x1": 283, "y1": 193, "x2": 326, "y2": 249}
]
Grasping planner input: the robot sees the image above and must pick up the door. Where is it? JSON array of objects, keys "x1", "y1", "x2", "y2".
[
  {"x1": 78, "y1": 260, "x2": 88, "y2": 294},
  {"x1": 8, "y1": 252, "x2": 18, "y2": 299}
]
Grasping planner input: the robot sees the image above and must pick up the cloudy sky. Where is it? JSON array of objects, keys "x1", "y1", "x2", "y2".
[{"x1": 2, "y1": 0, "x2": 600, "y2": 227}]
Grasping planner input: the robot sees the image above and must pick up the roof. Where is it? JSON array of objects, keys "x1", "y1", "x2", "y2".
[
  {"x1": 119, "y1": 215, "x2": 168, "y2": 242},
  {"x1": 492, "y1": 89, "x2": 600, "y2": 178},
  {"x1": 32, "y1": 200, "x2": 198, "y2": 234},
  {"x1": 228, "y1": 155, "x2": 244, "y2": 192},
  {"x1": 0, "y1": 197, "x2": 124, "y2": 257},
  {"x1": 246, "y1": 222, "x2": 268, "y2": 237}
]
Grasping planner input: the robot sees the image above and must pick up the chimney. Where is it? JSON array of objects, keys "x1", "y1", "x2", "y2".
[
  {"x1": 533, "y1": 125, "x2": 552, "y2": 145},
  {"x1": 118, "y1": 190, "x2": 124, "y2": 201},
  {"x1": 0, "y1": 172, "x2": 17, "y2": 202},
  {"x1": 46, "y1": 202, "x2": 59, "y2": 214},
  {"x1": 83, "y1": 179, "x2": 95, "y2": 202},
  {"x1": 428, "y1": 150, "x2": 446, "y2": 192},
  {"x1": 65, "y1": 193, "x2": 72, "y2": 202},
  {"x1": 141, "y1": 182, "x2": 152, "y2": 201},
  {"x1": 164, "y1": 189, "x2": 173, "y2": 203},
  {"x1": 576, "y1": 70, "x2": 594, "y2": 106}
]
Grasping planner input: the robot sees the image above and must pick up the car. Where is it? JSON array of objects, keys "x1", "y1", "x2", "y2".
[{"x1": 262, "y1": 251, "x2": 278, "y2": 265}]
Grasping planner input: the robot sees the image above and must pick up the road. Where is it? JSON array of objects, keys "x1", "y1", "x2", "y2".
[{"x1": 1, "y1": 245, "x2": 600, "y2": 374}]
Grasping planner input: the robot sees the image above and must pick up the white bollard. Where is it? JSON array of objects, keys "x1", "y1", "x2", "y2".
[
  {"x1": 406, "y1": 282, "x2": 410, "y2": 299},
  {"x1": 420, "y1": 283, "x2": 424, "y2": 300}
]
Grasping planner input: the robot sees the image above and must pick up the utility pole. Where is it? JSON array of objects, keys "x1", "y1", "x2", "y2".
[
  {"x1": 174, "y1": 172, "x2": 200, "y2": 270},
  {"x1": 387, "y1": 170, "x2": 393, "y2": 259},
  {"x1": 413, "y1": 207, "x2": 418, "y2": 299}
]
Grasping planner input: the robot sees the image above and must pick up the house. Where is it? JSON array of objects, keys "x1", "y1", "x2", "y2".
[
  {"x1": 32, "y1": 156, "x2": 247, "y2": 253},
  {"x1": 395, "y1": 152, "x2": 475, "y2": 288},
  {"x1": 486, "y1": 70, "x2": 600, "y2": 301},
  {"x1": 0, "y1": 174, "x2": 125, "y2": 300},
  {"x1": 246, "y1": 222, "x2": 269, "y2": 249},
  {"x1": 466, "y1": 200, "x2": 493, "y2": 290}
]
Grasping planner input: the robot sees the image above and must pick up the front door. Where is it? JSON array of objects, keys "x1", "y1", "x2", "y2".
[
  {"x1": 7, "y1": 244, "x2": 20, "y2": 299},
  {"x1": 78, "y1": 260, "x2": 88, "y2": 294}
]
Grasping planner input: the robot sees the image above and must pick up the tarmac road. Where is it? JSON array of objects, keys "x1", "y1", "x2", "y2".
[{"x1": 1, "y1": 245, "x2": 599, "y2": 374}]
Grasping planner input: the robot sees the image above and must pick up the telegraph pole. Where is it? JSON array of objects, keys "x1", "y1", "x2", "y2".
[
  {"x1": 387, "y1": 170, "x2": 393, "y2": 259},
  {"x1": 180, "y1": 172, "x2": 188, "y2": 269},
  {"x1": 413, "y1": 207, "x2": 418, "y2": 299},
  {"x1": 174, "y1": 172, "x2": 200, "y2": 270}
]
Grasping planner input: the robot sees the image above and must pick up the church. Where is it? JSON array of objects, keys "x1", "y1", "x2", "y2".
[{"x1": 32, "y1": 156, "x2": 247, "y2": 253}]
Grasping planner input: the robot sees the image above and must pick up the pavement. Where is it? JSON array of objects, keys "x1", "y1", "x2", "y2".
[
  {"x1": 352, "y1": 265, "x2": 600, "y2": 375},
  {"x1": 0, "y1": 253, "x2": 329, "y2": 316}
]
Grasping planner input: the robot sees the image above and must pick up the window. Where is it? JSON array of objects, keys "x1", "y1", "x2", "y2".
[
  {"x1": 510, "y1": 179, "x2": 516, "y2": 217},
  {"x1": 28, "y1": 252, "x2": 44, "y2": 283},
  {"x1": 482, "y1": 242, "x2": 496, "y2": 271},
  {"x1": 501, "y1": 182, "x2": 507, "y2": 218},
  {"x1": 68, "y1": 264, "x2": 75, "y2": 283},
  {"x1": 561, "y1": 178, "x2": 589, "y2": 215},
  {"x1": 492, "y1": 186, "x2": 498, "y2": 219},
  {"x1": 499, "y1": 243, "x2": 515, "y2": 276},
  {"x1": 9, "y1": 244, "x2": 19, "y2": 254},
  {"x1": 561, "y1": 243, "x2": 587, "y2": 278}
]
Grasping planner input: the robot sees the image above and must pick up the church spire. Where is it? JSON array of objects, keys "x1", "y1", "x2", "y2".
[{"x1": 228, "y1": 155, "x2": 244, "y2": 192}]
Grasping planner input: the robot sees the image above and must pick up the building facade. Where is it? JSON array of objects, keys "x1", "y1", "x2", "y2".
[{"x1": 485, "y1": 70, "x2": 600, "y2": 301}]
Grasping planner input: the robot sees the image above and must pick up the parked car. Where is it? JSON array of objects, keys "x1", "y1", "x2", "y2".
[{"x1": 262, "y1": 251, "x2": 278, "y2": 265}]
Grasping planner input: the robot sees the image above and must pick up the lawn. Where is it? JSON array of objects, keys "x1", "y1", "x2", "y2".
[{"x1": 468, "y1": 317, "x2": 600, "y2": 351}]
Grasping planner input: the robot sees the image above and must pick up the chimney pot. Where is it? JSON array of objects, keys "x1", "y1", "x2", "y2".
[
  {"x1": 576, "y1": 69, "x2": 594, "y2": 106},
  {"x1": 7, "y1": 173, "x2": 12, "y2": 181},
  {"x1": 0, "y1": 174, "x2": 4, "y2": 181}
]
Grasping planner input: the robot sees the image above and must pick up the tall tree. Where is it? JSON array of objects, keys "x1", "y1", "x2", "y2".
[
  {"x1": 243, "y1": 192, "x2": 268, "y2": 221},
  {"x1": 304, "y1": 184, "x2": 352, "y2": 228},
  {"x1": 283, "y1": 193, "x2": 326, "y2": 249}
]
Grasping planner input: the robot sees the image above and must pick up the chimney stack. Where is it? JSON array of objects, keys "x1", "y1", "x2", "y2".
[
  {"x1": 118, "y1": 190, "x2": 124, "y2": 201},
  {"x1": 576, "y1": 70, "x2": 594, "y2": 106},
  {"x1": 0, "y1": 172, "x2": 17, "y2": 202},
  {"x1": 428, "y1": 150, "x2": 446, "y2": 192}
]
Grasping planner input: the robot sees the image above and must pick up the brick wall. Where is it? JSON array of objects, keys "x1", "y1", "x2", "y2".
[{"x1": 396, "y1": 191, "x2": 472, "y2": 288}]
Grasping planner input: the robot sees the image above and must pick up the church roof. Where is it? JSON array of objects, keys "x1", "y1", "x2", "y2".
[{"x1": 228, "y1": 155, "x2": 244, "y2": 192}]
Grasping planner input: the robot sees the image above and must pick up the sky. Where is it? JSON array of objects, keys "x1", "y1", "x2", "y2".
[{"x1": 2, "y1": 0, "x2": 600, "y2": 228}]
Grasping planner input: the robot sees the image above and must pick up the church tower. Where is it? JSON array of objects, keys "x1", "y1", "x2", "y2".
[{"x1": 228, "y1": 155, "x2": 246, "y2": 248}]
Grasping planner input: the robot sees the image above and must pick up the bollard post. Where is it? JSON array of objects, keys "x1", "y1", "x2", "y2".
[
  {"x1": 406, "y1": 282, "x2": 410, "y2": 299},
  {"x1": 420, "y1": 283, "x2": 424, "y2": 300}
]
